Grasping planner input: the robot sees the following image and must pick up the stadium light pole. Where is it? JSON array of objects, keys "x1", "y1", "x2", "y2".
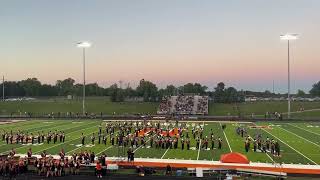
[
  {"x1": 77, "y1": 41, "x2": 92, "y2": 116},
  {"x1": 280, "y1": 33, "x2": 298, "y2": 119},
  {"x1": 2, "y1": 76, "x2": 4, "y2": 101}
]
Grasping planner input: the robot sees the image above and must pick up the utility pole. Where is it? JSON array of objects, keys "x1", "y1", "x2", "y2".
[
  {"x1": 272, "y1": 80, "x2": 275, "y2": 94},
  {"x1": 2, "y1": 76, "x2": 4, "y2": 101}
]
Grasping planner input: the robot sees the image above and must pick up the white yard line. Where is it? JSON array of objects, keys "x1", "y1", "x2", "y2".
[
  {"x1": 161, "y1": 148, "x2": 170, "y2": 159},
  {"x1": 196, "y1": 140, "x2": 201, "y2": 160},
  {"x1": 220, "y1": 122, "x2": 232, "y2": 152},
  {"x1": 66, "y1": 129, "x2": 116, "y2": 155},
  {"x1": 265, "y1": 150, "x2": 275, "y2": 163},
  {"x1": 94, "y1": 130, "x2": 121, "y2": 156},
  {"x1": 34, "y1": 123, "x2": 98, "y2": 154},
  {"x1": 96, "y1": 145, "x2": 113, "y2": 156},
  {"x1": 196, "y1": 121, "x2": 205, "y2": 160},
  {"x1": 133, "y1": 134, "x2": 157, "y2": 153},
  {"x1": 258, "y1": 124, "x2": 318, "y2": 165},
  {"x1": 278, "y1": 126, "x2": 320, "y2": 148},
  {"x1": 288, "y1": 123, "x2": 320, "y2": 137}
]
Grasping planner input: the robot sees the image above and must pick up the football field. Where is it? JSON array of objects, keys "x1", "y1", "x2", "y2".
[{"x1": 0, "y1": 120, "x2": 320, "y2": 165}]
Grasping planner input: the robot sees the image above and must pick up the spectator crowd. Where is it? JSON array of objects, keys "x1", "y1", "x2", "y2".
[{"x1": 158, "y1": 95, "x2": 208, "y2": 115}]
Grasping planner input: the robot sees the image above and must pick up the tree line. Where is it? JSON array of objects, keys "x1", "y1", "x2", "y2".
[{"x1": 0, "y1": 78, "x2": 319, "y2": 103}]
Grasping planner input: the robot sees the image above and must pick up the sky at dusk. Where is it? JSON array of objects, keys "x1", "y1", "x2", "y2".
[{"x1": 0, "y1": 0, "x2": 319, "y2": 93}]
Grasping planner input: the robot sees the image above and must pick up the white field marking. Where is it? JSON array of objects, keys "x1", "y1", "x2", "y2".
[
  {"x1": 278, "y1": 126, "x2": 320, "y2": 148},
  {"x1": 33, "y1": 122, "x2": 99, "y2": 154},
  {"x1": 133, "y1": 134, "x2": 157, "y2": 153},
  {"x1": 256, "y1": 123, "x2": 318, "y2": 165},
  {"x1": 196, "y1": 121, "x2": 205, "y2": 160},
  {"x1": 265, "y1": 152, "x2": 275, "y2": 163},
  {"x1": 8, "y1": 121, "x2": 66, "y2": 132},
  {"x1": 65, "y1": 128, "x2": 110, "y2": 155},
  {"x1": 220, "y1": 122, "x2": 232, "y2": 153},
  {"x1": 288, "y1": 123, "x2": 320, "y2": 137},
  {"x1": 161, "y1": 147, "x2": 170, "y2": 159},
  {"x1": 1, "y1": 121, "x2": 90, "y2": 152},
  {"x1": 92, "y1": 130, "x2": 121, "y2": 156},
  {"x1": 96, "y1": 145, "x2": 113, "y2": 156}
]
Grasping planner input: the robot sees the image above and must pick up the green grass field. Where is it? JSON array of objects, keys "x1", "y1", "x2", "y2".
[
  {"x1": 1, "y1": 97, "x2": 320, "y2": 117},
  {"x1": 1, "y1": 120, "x2": 320, "y2": 165}
]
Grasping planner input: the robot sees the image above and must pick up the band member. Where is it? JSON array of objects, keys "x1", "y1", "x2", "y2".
[
  {"x1": 16, "y1": 133, "x2": 20, "y2": 144},
  {"x1": 2, "y1": 132, "x2": 5, "y2": 141},
  {"x1": 266, "y1": 137, "x2": 270, "y2": 150},
  {"x1": 196, "y1": 137, "x2": 200, "y2": 149},
  {"x1": 253, "y1": 139, "x2": 257, "y2": 152},
  {"x1": 205, "y1": 137, "x2": 209, "y2": 149},
  {"x1": 31, "y1": 133, "x2": 34, "y2": 144},
  {"x1": 47, "y1": 133, "x2": 50, "y2": 144},
  {"x1": 81, "y1": 133, "x2": 85, "y2": 145},
  {"x1": 54, "y1": 132, "x2": 58, "y2": 144},
  {"x1": 271, "y1": 139, "x2": 275, "y2": 155},
  {"x1": 218, "y1": 137, "x2": 222, "y2": 149},
  {"x1": 275, "y1": 141, "x2": 280, "y2": 156},
  {"x1": 5, "y1": 134, "x2": 9, "y2": 144},
  {"x1": 98, "y1": 133, "x2": 101, "y2": 144},
  {"x1": 59, "y1": 131, "x2": 63, "y2": 142},
  {"x1": 41, "y1": 150, "x2": 47, "y2": 158},
  {"x1": 111, "y1": 135, "x2": 115, "y2": 146},
  {"x1": 91, "y1": 133, "x2": 95, "y2": 145},
  {"x1": 127, "y1": 148, "x2": 133, "y2": 162},
  {"x1": 41, "y1": 132, "x2": 45, "y2": 143},
  {"x1": 186, "y1": 138, "x2": 190, "y2": 150},
  {"x1": 103, "y1": 135, "x2": 107, "y2": 145},
  {"x1": 62, "y1": 132, "x2": 65, "y2": 142},
  {"x1": 10, "y1": 134, "x2": 13, "y2": 144},
  {"x1": 25, "y1": 133, "x2": 29, "y2": 144},
  {"x1": 150, "y1": 137, "x2": 154, "y2": 147},
  {"x1": 181, "y1": 138, "x2": 185, "y2": 150},
  {"x1": 27, "y1": 148, "x2": 32, "y2": 158},
  {"x1": 37, "y1": 133, "x2": 41, "y2": 144},
  {"x1": 211, "y1": 138, "x2": 215, "y2": 149},
  {"x1": 262, "y1": 141, "x2": 267, "y2": 153},
  {"x1": 59, "y1": 148, "x2": 65, "y2": 159},
  {"x1": 9, "y1": 148, "x2": 16, "y2": 157},
  {"x1": 245, "y1": 139, "x2": 250, "y2": 152}
]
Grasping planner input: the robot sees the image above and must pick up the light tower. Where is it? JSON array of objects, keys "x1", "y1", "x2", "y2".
[
  {"x1": 280, "y1": 33, "x2": 298, "y2": 118},
  {"x1": 77, "y1": 41, "x2": 92, "y2": 116}
]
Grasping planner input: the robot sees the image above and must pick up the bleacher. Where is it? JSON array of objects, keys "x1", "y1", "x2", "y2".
[{"x1": 157, "y1": 95, "x2": 208, "y2": 115}]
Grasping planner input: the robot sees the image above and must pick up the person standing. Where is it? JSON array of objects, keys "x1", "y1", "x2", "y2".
[
  {"x1": 91, "y1": 133, "x2": 96, "y2": 145},
  {"x1": 127, "y1": 148, "x2": 132, "y2": 162},
  {"x1": 37, "y1": 133, "x2": 41, "y2": 144},
  {"x1": 218, "y1": 137, "x2": 222, "y2": 149},
  {"x1": 181, "y1": 138, "x2": 184, "y2": 150},
  {"x1": 253, "y1": 139, "x2": 257, "y2": 152},
  {"x1": 81, "y1": 133, "x2": 85, "y2": 145},
  {"x1": 27, "y1": 148, "x2": 32, "y2": 158},
  {"x1": 62, "y1": 132, "x2": 65, "y2": 142},
  {"x1": 186, "y1": 138, "x2": 190, "y2": 150},
  {"x1": 196, "y1": 137, "x2": 200, "y2": 149},
  {"x1": 103, "y1": 135, "x2": 107, "y2": 146}
]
